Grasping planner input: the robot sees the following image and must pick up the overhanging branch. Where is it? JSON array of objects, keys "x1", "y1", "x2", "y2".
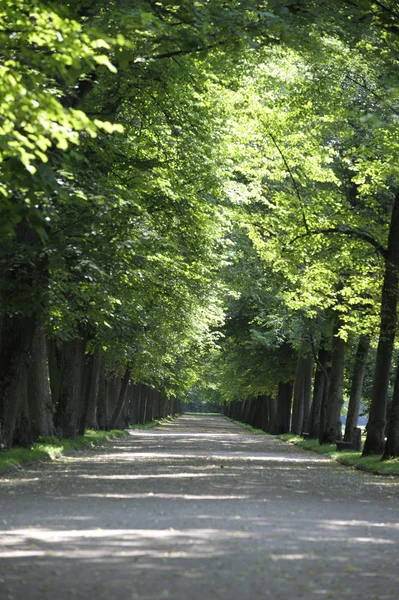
[
  {"x1": 267, "y1": 130, "x2": 310, "y2": 234},
  {"x1": 288, "y1": 226, "x2": 387, "y2": 258}
]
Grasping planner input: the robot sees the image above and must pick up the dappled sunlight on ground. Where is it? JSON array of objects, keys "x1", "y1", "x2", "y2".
[{"x1": 1, "y1": 415, "x2": 399, "y2": 599}]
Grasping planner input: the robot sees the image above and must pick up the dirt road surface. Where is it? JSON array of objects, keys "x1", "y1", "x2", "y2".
[{"x1": 1, "y1": 414, "x2": 398, "y2": 599}]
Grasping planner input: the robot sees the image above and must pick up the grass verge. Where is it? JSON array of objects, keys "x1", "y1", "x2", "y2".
[
  {"x1": 278, "y1": 433, "x2": 399, "y2": 476},
  {"x1": 0, "y1": 415, "x2": 181, "y2": 474},
  {"x1": 0, "y1": 429, "x2": 127, "y2": 474}
]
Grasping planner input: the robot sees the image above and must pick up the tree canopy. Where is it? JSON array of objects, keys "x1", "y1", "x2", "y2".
[{"x1": 1, "y1": 0, "x2": 399, "y2": 458}]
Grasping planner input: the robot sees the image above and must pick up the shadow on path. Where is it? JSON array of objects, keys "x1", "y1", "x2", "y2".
[{"x1": 1, "y1": 415, "x2": 398, "y2": 599}]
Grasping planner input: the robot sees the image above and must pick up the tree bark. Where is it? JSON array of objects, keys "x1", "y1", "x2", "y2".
[
  {"x1": 302, "y1": 355, "x2": 314, "y2": 434},
  {"x1": 272, "y1": 381, "x2": 293, "y2": 434},
  {"x1": 79, "y1": 347, "x2": 102, "y2": 433},
  {"x1": 27, "y1": 322, "x2": 55, "y2": 441},
  {"x1": 307, "y1": 341, "x2": 330, "y2": 439},
  {"x1": 259, "y1": 395, "x2": 272, "y2": 432},
  {"x1": 320, "y1": 322, "x2": 346, "y2": 444},
  {"x1": 55, "y1": 337, "x2": 87, "y2": 439},
  {"x1": 0, "y1": 315, "x2": 35, "y2": 448},
  {"x1": 96, "y1": 359, "x2": 108, "y2": 430},
  {"x1": 291, "y1": 349, "x2": 313, "y2": 434},
  {"x1": 383, "y1": 357, "x2": 399, "y2": 459},
  {"x1": 344, "y1": 335, "x2": 370, "y2": 442},
  {"x1": 363, "y1": 189, "x2": 399, "y2": 455},
  {"x1": 109, "y1": 368, "x2": 131, "y2": 430}
]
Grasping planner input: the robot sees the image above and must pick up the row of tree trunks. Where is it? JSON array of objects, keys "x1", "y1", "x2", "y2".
[
  {"x1": 0, "y1": 319, "x2": 180, "y2": 447},
  {"x1": 222, "y1": 382, "x2": 293, "y2": 435},
  {"x1": 224, "y1": 327, "x2": 372, "y2": 447},
  {"x1": 128, "y1": 387, "x2": 180, "y2": 425}
]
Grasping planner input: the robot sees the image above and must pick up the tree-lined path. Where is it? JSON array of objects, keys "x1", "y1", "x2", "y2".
[{"x1": 1, "y1": 415, "x2": 399, "y2": 599}]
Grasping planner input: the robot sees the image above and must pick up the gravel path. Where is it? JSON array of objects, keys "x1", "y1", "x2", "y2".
[{"x1": 1, "y1": 414, "x2": 398, "y2": 599}]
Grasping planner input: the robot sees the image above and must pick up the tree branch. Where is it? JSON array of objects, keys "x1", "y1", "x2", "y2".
[
  {"x1": 267, "y1": 130, "x2": 310, "y2": 234},
  {"x1": 287, "y1": 226, "x2": 387, "y2": 258}
]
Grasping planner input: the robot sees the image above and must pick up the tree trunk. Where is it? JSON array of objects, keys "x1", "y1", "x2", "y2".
[
  {"x1": 307, "y1": 342, "x2": 330, "y2": 439},
  {"x1": 55, "y1": 337, "x2": 86, "y2": 439},
  {"x1": 47, "y1": 338, "x2": 61, "y2": 409},
  {"x1": 272, "y1": 381, "x2": 293, "y2": 434},
  {"x1": 291, "y1": 349, "x2": 313, "y2": 434},
  {"x1": 302, "y1": 355, "x2": 314, "y2": 435},
  {"x1": 259, "y1": 395, "x2": 271, "y2": 432},
  {"x1": 79, "y1": 347, "x2": 102, "y2": 433},
  {"x1": 109, "y1": 368, "x2": 131, "y2": 430},
  {"x1": 27, "y1": 322, "x2": 55, "y2": 441},
  {"x1": 344, "y1": 335, "x2": 370, "y2": 442},
  {"x1": 268, "y1": 395, "x2": 277, "y2": 433},
  {"x1": 383, "y1": 357, "x2": 399, "y2": 458},
  {"x1": 320, "y1": 323, "x2": 346, "y2": 444},
  {"x1": 97, "y1": 359, "x2": 108, "y2": 430},
  {"x1": 0, "y1": 315, "x2": 35, "y2": 448},
  {"x1": 12, "y1": 365, "x2": 31, "y2": 447},
  {"x1": 363, "y1": 190, "x2": 399, "y2": 455},
  {"x1": 242, "y1": 398, "x2": 253, "y2": 424}
]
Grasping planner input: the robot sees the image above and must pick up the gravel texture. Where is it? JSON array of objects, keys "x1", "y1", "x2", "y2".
[{"x1": 0, "y1": 414, "x2": 398, "y2": 599}]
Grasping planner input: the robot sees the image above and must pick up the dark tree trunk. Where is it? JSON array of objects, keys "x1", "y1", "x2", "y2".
[
  {"x1": 0, "y1": 315, "x2": 35, "y2": 448},
  {"x1": 272, "y1": 381, "x2": 293, "y2": 434},
  {"x1": 344, "y1": 335, "x2": 370, "y2": 442},
  {"x1": 97, "y1": 359, "x2": 108, "y2": 430},
  {"x1": 307, "y1": 342, "x2": 330, "y2": 439},
  {"x1": 320, "y1": 323, "x2": 346, "y2": 444},
  {"x1": 0, "y1": 220, "x2": 47, "y2": 448},
  {"x1": 291, "y1": 350, "x2": 313, "y2": 434},
  {"x1": 142, "y1": 386, "x2": 149, "y2": 423},
  {"x1": 55, "y1": 337, "x2": 87, "y2": 439},
  {"x1": 79, "y1": 347, "x2": 102, "y2": 433},
  {"x1": 259, "y1": 395, "x2": 272, "y2": 432},
  {"x1": 363, "y1": 190, "x2": 399, "y2": 455},
  {"x1": 138, "y1": 385, "x2": 146, "y2": 424},
  {"x1": 27, "y1": 322, "x2": 55, "y2": 441},
  {"x1": 242, "y1": 398, "x2": 253, "y2": 424},
  {"x1": 47, "y1": 338, "x2": 61, "y2": 409},
  {"x1": 268, "y1": 395, "x2": 277, "y2": 433},
  {"x1": 383, "y1": 357, "x2": 399, "y2": 459},
  {"x1": 302, "y1": 355, "x2": 314, "y2": 435},
  {"x1": 12, "y1": 366, "x2": 31, "y2": 448},
  {"x1": 160, "y1": 394, "x2": 168, "y2": 419},
  {"x1": 109, "y1": 368, "x2": 131, "y2": 430},
  {"x1": 106, "y1": 375, "x2": 121, "y2": 421}
]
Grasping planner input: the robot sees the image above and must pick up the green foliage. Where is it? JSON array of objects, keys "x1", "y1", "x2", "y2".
[{"x1": 2, "y1": 0, "x2": 399, "y2": 441}]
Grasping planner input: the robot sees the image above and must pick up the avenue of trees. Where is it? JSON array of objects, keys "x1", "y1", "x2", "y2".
[{"x1": 1, "y1": 1, "x2": 399, "y2": 459}]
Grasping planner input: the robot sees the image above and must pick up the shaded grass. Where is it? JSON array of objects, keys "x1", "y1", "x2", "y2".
[
  {"x1": 278, "y1": 433, "x2": 399, "y2": 476},
  {"x1": 0, "y1": 429, "x2": 127, "y2": 473},
  {"x1": 0, "y1": 415, "x2": 181, "y2": 474}
]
